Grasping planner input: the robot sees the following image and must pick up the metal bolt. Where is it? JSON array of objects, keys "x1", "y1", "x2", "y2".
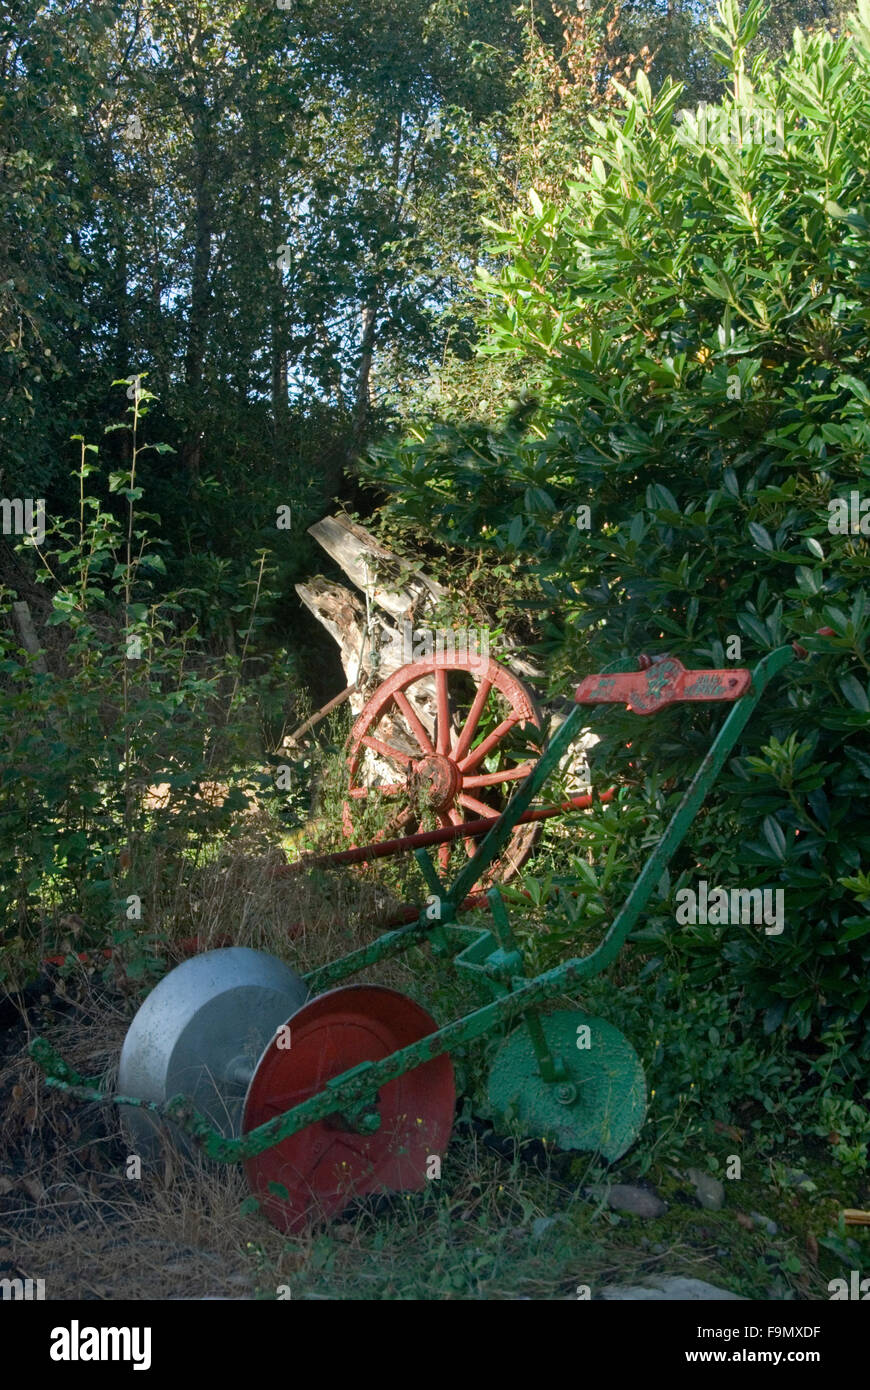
[{"x1": 556, "y1": 1083, "x2": 577, "y2": 1105}]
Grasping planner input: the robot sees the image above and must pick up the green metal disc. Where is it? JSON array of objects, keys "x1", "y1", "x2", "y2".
[{"x1": 487, "y1": 1010, "x2": 647, "y2": 1161}]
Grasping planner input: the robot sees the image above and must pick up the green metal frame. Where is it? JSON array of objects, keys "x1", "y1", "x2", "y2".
[{"x1": 30, "y1": 645, "x2": 800, "y2": 1162}]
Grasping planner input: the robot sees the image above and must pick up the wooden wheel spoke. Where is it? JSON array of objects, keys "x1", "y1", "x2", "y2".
[
  {"x1": 347, "y1": 782, "x2": 406, "y2": 800},
  {"x1": 435, "y1": 668, "x2": 451, "y2": 755},
  {"x1": 459, "y1": 792, "x2": 501, "y2": 820},
  {"x1": 437, "y1": 811, "x2": 453, "y2": 872},
  {"x1": 360, "y1": 735, "x2": 415, "y2": 768},
  {"x1": 386, "y1": 811, "x2": 416, "y2": 839},
  {"x1": 392, "y1": 689, "x2": 435, "y2": 755},
  {"x1": 462, "y1": 763, "x2": 534, "y2": 789},
  {"x1": 447, "y1": 806, "x2": 477, "y2": 859},
  {"x1": 458, "y1": 715, "x2": 520, "y2": 773},
  {"x1": 453, "y1": 677, "x2": 493, "y2": 764}
]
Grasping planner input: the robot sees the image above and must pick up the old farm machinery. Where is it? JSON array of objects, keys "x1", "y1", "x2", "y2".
[{"x1": 31, "y1": 643, "x2": 805, "y2": 1233}]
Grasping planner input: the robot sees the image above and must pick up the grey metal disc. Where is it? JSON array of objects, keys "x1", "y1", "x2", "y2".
[{"x1": 118, "y1": 947, "x2": 309, "y2": 1156}]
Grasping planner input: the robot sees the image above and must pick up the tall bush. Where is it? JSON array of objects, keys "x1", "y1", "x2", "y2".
[{"x1": 366, "y1": 0, "x2": 870, "y2": 1054}]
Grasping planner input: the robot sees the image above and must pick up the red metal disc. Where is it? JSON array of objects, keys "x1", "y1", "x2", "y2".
[
  {"x1": 242, "y1": 985, "x2": 455, "y2": 1233},
  {"x1": 343, "y1": 652, "x2": 544, "y2": 886}
]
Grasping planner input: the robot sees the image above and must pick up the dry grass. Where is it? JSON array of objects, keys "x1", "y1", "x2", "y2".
[
  {"x1": 0, "y1": 974, "x2": 226, "y2": 1300},
  {"x1": 0, "y1": 843, "x2": 477, "y2": 1300},
  {"x1": 2, "y1": 836, "x2": 842, "y2": 1302}
]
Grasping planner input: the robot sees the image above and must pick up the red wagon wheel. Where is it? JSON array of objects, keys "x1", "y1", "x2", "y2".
[{"x1": 343, "y1": 652, "x2": 544, "y2": 887}]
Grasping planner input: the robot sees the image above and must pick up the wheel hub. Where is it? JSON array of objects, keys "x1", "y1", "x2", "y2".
[
  {"x1": 408, "y1": 754, "x2": 461, "y2": 813},
  {"x1": 325, "y1": 1100, "x2": 383, "y2": 1134}
]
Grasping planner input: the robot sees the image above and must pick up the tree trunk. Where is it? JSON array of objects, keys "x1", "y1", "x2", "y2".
[
  {"x1": 183, "y1": 119, "x2": 212, "y2": 477},
  {"x1": 295, "y1": 514, "x2": 594, "y2": 784},
  {"x1": 300, "y1": 513, "x2": 543, "y2": 689},
  {"x1": 349, "y1": 301, "x2": 377, "y2": 459},
  {"x1": 270, "y1": 192, "x2": 289, "y2": 437}
]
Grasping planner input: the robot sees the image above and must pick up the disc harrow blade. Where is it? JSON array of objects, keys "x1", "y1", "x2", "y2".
[{"x1": 487, "y1": 1010, "x2": 647, "y2": 1162}]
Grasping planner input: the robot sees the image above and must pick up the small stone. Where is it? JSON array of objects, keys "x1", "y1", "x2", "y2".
[
  {"x1": 600, "y1": 1275, "x2": 744, "y2": 1301},
  {"x1": 786, "y1": 1170, "x2": 814, "y2": 1191},
  {"x1": 687, "y1": 1168, "x2": 725, "y2": 1212},
  {"x1": 585, "y1": 1182, "x2": 667, "y2": 1217},
  {"x1": 603, "y1": 1184, "x2": 667, "y2": 1219},
  {"x1": 531, "y1": 1216, "x2": 557, "y2": 1239},
  {"x1": 751, "y1": 1211, "x2": 778, "y2": 1236}
]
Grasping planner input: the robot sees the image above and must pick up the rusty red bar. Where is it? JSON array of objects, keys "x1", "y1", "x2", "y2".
[
  {"x1": 278, "y1": 787, "x2": 615, "y2": 874},
  {"x1": 576, "y1": 658, "x2": 751, "y2": 715}
]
